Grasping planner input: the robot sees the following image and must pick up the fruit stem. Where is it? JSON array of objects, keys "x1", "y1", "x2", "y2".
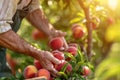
[{"x1": 77, "y1": 0, "x2": 93, "y2": 61}]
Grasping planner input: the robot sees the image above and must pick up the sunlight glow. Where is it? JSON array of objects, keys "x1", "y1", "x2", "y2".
[
  {"x1": 108, "y1": 0, "x2": 118, "y2": 10},
  {"x1": 48, "y1": 0, "x2": 53, "y2": 6}
]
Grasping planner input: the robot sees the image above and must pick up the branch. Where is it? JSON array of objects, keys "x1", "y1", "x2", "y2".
[{"x1": 78, "y1": 0, "x2": 93, "y2": 61}]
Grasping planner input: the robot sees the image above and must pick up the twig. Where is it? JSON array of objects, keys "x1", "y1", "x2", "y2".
[{"x1": 77, "y1": 0, "x2": 93, "y2": 61}]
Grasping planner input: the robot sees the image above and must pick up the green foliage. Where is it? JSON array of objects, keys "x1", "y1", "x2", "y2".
[
  {"x1": 4, "y1": 0, "x2": 120, "y2": 80},
  {"x1": 94, "y1": 43, "x2": 120, "y2": 80},
  {"x1": 55, "y1": 47, "x2": 94, "y2": 80},
  {"x1": 105, "y1": 21, "x2": 120, "y2": 42}
]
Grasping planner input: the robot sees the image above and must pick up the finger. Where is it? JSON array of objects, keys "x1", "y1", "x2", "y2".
[
  {"x1": 43, "y1": 62, "x2": 59, "y2": 77},
  {"x1": 44, "y1": 51, "x2": 61, "y2": 64},
  {"x1": 49, "y1": 55, "x2": 61, "y2": 65},
  {"x1": 53, "y1": 30, "x2": 66, "y2": 37},
  {"x1": 62, "y1": 37, "x2": 69, "y2": 50},
  {"x1": 57, "y1": 30, "x2": 66, "y2": 37},
  {"x1": 49, "y1": 68, "x2": 58, "y2": 77},
  {"x1": 49, "y1": 30, "x2": 66, "y2": 41}
]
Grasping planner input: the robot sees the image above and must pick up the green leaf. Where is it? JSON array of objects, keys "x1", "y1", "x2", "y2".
[
  {"x1": 58, "y1": 72, "x2": 68, "y2": 79},
  {"x1": 77, "y1": 12, "x2": 85, "y2": 18},
  {"x1": 74, "y1": 61, "x2": 84, "y2": 72},
  {"x1": 64, "y1": 52, "x2": 77, "y2": 62},
  {"x1": 61, "y1": 62, "x2": 68, "y2": 72},
  {"x1": 70, "y1": 17, "x2": 82, "y2": 24},
  {"x1": 77, "y1": 47, "x2": 85, "y2": 62}
]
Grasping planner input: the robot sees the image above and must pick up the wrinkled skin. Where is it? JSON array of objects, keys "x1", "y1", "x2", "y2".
[
  {"x1": 26, "y1": 9, "x2": 68, "y2": 49},
  {"x1": 0, "y1": 9, "x2": 68, "y2": 76},
  {"x1": 0, "y1": 30, "x2": 59, "y2": 76}
]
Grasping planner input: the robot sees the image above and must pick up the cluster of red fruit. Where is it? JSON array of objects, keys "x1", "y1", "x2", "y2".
[
  {"x1": 49, "y1": 37, "x2": 90, "y2": 78},
  {"x1": 23, "y1": 61, "x2": 51, "y2": 80},
  {"x1": 23, "y1": 37, "x2": 90, "y2": 80}
]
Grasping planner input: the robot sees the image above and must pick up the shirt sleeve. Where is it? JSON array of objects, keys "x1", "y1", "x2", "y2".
[
  {"x1": 0, "y1": 21, "x2": 12, "y2": 34},
  {"x1": 0, "y1": 0, "x2": 17, "y2": 34},
  {"x1": 28, "y1": 0, "x2": 40, "y2": 12}
]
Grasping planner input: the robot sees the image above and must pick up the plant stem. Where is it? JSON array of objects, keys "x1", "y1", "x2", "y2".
[{"x1": 77, "y1": 0, "x2": 93, "y2": 61}]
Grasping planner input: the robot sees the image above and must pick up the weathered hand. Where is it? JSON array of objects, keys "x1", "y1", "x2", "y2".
[
  {"x1": 49, "y1": 29, "x2": 66, "y2": 38},
  {"x1": 37, "y1": 50, "x2": 61, "y2": 77}
]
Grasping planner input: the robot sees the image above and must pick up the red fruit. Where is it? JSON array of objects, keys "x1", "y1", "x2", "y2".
[
  {"x1": 107, "y1": 16, "x2": 115, "y2": 25},
  {"x1": 49, "y1": 77, "x2": 53, "y2": 80},
  {"x1": 49, "y1": 37, "x2": 64, "y2": 50},
  {"x1": 34, "y1": 59, "x2": 42, "y2": 70},
  {"x1": 91, "y1": 16, "x2": 100, "y2": 29},
  {"x1": 52, "y1": 50, "x2": 65, "y2": 60},
  {"x1": 71, "y1": 24, "x2": 80, "y2": 31},
  {"x1": 6, "y1": 53, "x2": 17, "y2": 75},
  {"x1": 23, "y1": 65, "x2": 37, "y2": 79},
  {"x1": 82, "y1": 66, "x2": 90, "y2": 76},
  {"x1": 55, "y1": 61, "x2": 72, "y2": 73},
  {"x1": 36, "y1": 69, "x2": 50, "y2": 80},
  {"x1": 65, "y1": 57, "x2": 71, "y2": 61},
  {"x1": 32, "y1": 29, "x2": 47, "y2": 40},
  {"x1": 67, "y1": 46, "x2": 77, "y2": 56},
  {"x1": 72, "y1": 26, "x2": 85, "y2": 39}
]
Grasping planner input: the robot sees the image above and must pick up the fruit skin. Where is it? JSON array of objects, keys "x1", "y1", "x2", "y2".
[
  {"x1": 49, "y1": 77, "x2": 53, "y2": 80},
  {"x1": 71, "y1": 24, "x2": 80, "y2": 31},
  {"x1": 32, "y1": 29, "x2": 47, "y2": 40},
  {"x1": 107, "y1": 16, "x2": 115, "y2": 25},
  {"x1": 6, "y1": 53, "x2": 17, "y2": 75},
  {"x1": 72, "y1": 26, "x2": 85, "y2": 39},
  {"x1": 91, "y1": 16, "x2": 100, "y2": 29},
  {"x1": 52, "y1": 50, "x2": 65, "y2": 60},
  {"x1": 49, "y1": 37, "x2": 64, "y2": 50},
  {"x1": 81, "y1": 66, "x2": 90, "y2": 76},
  {"x1": 34, "y1": 59, "x2": 43, "y2": 70},
  {"x1": 36, "y1": 69, "x2": 50, "y2": 80},
  {"x1": 23, "y1": 65, "x2": 37, "y2": 79},
  {"x1": 55, "y1": 61, "x2": 72, "y2": 73},
  {"x1": 67, "y1": 46, "x2": 77, "y2": 56}
]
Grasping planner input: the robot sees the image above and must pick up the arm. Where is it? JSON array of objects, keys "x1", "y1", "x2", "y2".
[
  {"x1": 0, "y1": 30, "x2": 60, "y2": 76},
  {"x1": 0, "y1": 0, "x2": 60, "y2": 76},
  {"x1": 26, "y1": 9, "x2": 68, "y2": 49},
  {"x1": 26, "y1": 9, "x2": 66, "y2": 38}
]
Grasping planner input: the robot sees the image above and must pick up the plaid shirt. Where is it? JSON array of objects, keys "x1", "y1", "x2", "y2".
[{"x1": 0, "y1": 0, "x2": 39, "y2": 33}]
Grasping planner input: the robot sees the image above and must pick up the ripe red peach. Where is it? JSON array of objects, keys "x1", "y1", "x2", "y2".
[
  {"x1": 72, "y1": 26, "x2": 85, "y2": 39},
  {"x1": 49, "y1": 37, "x2": 64, "y2": 50},
  {"x1": 67, "y1": 46, "x2": 77, "y2": 56},
  {"x1": 107, "y1": 16, "x2": 115, "y2": 25},
  {"x1": 52, "y1": 50, "x2": 65, "y2": 60},
  {"x1": 23, "y1": 65, "x2": 37, "y2": 79},
  {"x1": 91, "y1": 16, "x2": 100, "y2": 29},
  {"x1": 71, "y1": 24, "x2": 80, "y2": 31},
  {"x1": 32, "y1": 29, "x2": 47, "y2": 40},
  {"x1": 55, "y1": 61, "x2": 72, "y2": 73},
  {"x1": 6, "y1": 53, "x2": 17, "y2": 75},
  {"x1": 34, "y1": 59, "x2": 42, "y2": 70},
  {"x1": 81, "y1": 66, "x2": 90, "y2": 76},
  {"x1": 49, "y1": 77, "x2": 53, "y2": 80},
  {"x1": 36, "y1": 69, "x2": 50, "y2": 80}
]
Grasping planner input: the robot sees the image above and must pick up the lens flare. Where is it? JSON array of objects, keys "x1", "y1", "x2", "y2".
[{"x1": 108, "y1": 0, "x2": 118, "y2": 10}]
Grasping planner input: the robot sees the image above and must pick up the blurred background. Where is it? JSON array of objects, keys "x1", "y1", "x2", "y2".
[{"x1": 6, "y1": 0, "x2": 120, "y2": 80}]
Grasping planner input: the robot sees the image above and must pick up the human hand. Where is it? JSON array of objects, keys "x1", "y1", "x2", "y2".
[{"x1": 37, "y1": 50, "x2": 61, "y2": 77}]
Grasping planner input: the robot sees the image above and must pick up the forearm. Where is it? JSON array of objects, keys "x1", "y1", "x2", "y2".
[
  {"x1": 0, "y1": 30, "x2": 41, "y2": 60},
  {"x1": 26, "y1": 9, "x2": 54, "y2": 36}
]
